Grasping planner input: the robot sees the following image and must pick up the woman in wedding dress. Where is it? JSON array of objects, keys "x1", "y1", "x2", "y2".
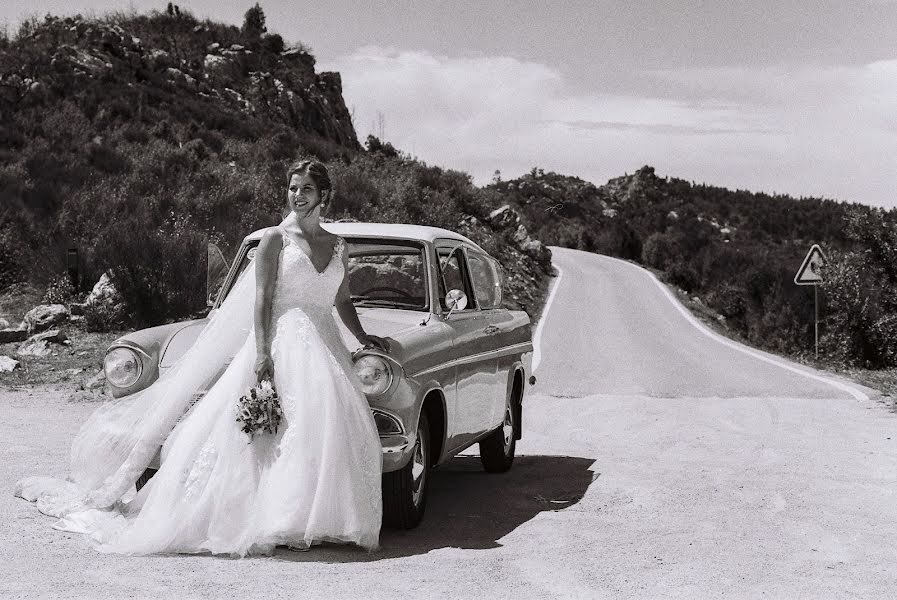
[{"x1": 15, "y1": 159, "x2": 389, "y2": 556}]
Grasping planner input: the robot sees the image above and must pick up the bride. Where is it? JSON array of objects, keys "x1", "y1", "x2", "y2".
[{"x1": 15, "y1": 159, "x2": 389, "y2": 555}]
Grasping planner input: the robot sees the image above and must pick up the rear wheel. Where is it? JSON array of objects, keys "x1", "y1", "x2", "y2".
[
  {"x1": 382, "y1": 412, "x2": 431, "y2": 529},
  {"x1": 479, "y1": 391, "x2": 517, "y2": 473}
]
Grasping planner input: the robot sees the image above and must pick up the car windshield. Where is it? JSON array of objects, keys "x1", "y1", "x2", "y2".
[{"x1": 218, "y1": 237, "x2": 428, "y2": 311}]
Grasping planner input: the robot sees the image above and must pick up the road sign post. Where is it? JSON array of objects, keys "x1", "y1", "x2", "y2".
[{"x1": 794, "y1": 244, "x2": 826, "y2": 359}]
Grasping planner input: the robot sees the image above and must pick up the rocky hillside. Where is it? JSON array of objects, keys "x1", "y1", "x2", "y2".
[
  {"x1": 0, "y1": 12, "x2": 357, "y2": 146},
  {"x1": 0, "y1": 8, "x2": 554, "y2": 336},
  {"x1": 0, "y1": 9, "x2": 359, "y2": 289}
]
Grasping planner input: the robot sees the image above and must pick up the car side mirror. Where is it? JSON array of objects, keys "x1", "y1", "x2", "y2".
[{"x1": 444, "y1": 289, "x2": 467, "y2": 319}]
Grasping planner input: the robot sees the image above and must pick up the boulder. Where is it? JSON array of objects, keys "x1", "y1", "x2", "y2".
[
  {"x1": 27, "y1": 329, "x2": 69, "y2": 345},
  {"x1": 24, "y1": 304, "x2": 69, "y2": 333},
  {"x1": 85, "y1": 272, "x2": 121, "y2": 306},
  {"x1": 0, "y1": 318, "x2": 8, "y2": 329},
  {"x1": 17, "y1": 339, "x2": 51, "y2": 357},
  {"x1": 487, "y1": 204, "x2": 519, "y2": 229},
  {"x1": 0, "y1": 355, "x2": 20, "y2": 372}
]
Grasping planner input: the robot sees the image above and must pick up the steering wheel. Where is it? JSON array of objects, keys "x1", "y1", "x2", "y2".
[{"x1": 362, "y1": 286, "x2": 416, "y2": 300}]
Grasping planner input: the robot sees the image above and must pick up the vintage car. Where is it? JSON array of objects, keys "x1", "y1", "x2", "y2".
[{"x1": 102, "y1": 222, "x2": 534, "y2": 528}]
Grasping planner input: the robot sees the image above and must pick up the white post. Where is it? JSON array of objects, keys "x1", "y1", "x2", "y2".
[{"x1": 814, "y1": 284, "x2": 819, "y2": 359}]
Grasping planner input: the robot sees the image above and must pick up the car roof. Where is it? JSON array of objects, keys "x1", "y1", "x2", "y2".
[{"x1": 245, "y1": 222, "x2": 487, "y2": 253}]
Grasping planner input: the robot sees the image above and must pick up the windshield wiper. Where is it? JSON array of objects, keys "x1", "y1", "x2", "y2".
[{"x1": 352, "y1": 297, "x2": 423, "y2": 309}]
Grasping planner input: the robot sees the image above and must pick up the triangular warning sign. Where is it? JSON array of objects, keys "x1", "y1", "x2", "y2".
[{"x1": 794, "y1": 244, "x2": 826, "y2": 285}]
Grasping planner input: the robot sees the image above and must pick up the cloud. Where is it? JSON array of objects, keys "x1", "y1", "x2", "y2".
[{"x1": 323, "y1": 47, "x2": 897, "y2": 208}]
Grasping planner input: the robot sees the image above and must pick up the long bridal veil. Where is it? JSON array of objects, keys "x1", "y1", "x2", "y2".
[{"x1": 14, "y1": 219, "x2": 278, "y2": 517}]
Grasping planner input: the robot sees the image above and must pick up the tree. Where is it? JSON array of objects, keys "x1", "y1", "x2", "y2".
[
  {"x1": 166, "y1": 3, "x2": 174, "y2": 16},
  {"x1": 242, "y1": 3, "x2": 267, "y2": 38}
]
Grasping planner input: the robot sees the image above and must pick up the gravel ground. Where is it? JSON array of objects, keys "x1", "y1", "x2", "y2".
[{"x1": 3, "y1": 247, "x2": 896, "y2": 599}]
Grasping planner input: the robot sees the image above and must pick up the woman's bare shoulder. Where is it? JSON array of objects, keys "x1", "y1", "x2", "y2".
[
  {"x1": 256, "y1": 227, "x2": 285, "y2": 263},
  {"x1": 259, "y1": 226, "x2": 285, "y2": 245}
]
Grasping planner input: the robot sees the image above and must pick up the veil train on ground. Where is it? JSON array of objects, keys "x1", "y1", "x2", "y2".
[{"x1": 15, "y1": 216, "x2": 283, "y2": 516}]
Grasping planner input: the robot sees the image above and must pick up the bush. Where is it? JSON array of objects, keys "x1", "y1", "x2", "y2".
[
  {"x1": 642, "y1": 232, "x2": 677, "y2": 270},
  {"x1": 667, "y1": 260, "x2": 700, "y2": 293},
  {"x1": 0, "y1": 225, "x2": 25, "y2": 286},
  {"x1": 263, "y1": 33, "x2": 285, "y2": 54},
  {"x1": 42, "y1": 272, "x2": 79, "y2": 304},
  {"x1": 92, "y1": 213, "x2": 208, "y2": 327},
  {"x1": 82, "y1": 299, "x2": 126, "y2": 332}
]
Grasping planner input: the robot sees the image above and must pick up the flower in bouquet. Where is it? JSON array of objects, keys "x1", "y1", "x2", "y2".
[{"x1": 236, "y1": 378, "x2": 283, "y2": 441}]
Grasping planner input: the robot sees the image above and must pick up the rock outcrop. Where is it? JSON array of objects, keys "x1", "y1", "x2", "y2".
[{"x1": 1, "y1": 13, "x2": 359, "y2": 149}]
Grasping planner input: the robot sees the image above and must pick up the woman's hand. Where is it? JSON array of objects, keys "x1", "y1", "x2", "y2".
[
  {"x1": 255, "y1": 353, "x2": 275, "y2": 384},
  {"x1": 358, "y1": 333, "x2": 390, "y2": 353}
]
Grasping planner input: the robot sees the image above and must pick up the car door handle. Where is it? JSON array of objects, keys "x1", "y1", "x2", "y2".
[{"x1": 483, "y1": 325, "x2": 499, "y2": 335}]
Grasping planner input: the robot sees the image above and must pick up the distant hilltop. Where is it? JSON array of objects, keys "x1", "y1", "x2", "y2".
[{"x1": 0, "y1": 10, "x2": 358, "y2": 147}]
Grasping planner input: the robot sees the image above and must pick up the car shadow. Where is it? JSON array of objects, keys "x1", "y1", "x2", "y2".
[{"x1": 272, "y1": 454, "x2": 598, "y2": 563}]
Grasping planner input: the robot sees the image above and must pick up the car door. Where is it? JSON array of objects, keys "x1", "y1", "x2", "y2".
[
  {"x1": 435, "y1": 241, "x2": 496, "y2": 452},
  {"x1": 465, "y1": 249, "x2": 513, "y2": 428}
]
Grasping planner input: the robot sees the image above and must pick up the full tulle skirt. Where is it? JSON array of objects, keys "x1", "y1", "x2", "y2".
[{"x1": 15, "y1": 306, "x2": 383, "y2": 556}]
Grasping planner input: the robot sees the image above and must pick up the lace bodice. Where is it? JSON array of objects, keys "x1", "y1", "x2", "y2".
[{"x1": 271, "y1": 229, "x2": 346, "y2": 322}]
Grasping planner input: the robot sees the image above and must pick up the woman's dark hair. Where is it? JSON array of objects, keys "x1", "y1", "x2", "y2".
[{"x1": 286, "y1": 159, "x2": 332, "y2": 194}]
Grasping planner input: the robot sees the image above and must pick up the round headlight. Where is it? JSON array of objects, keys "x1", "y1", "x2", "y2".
[
  {"x1": 104, "y1": 347, "x2": 143, "y2": 388},
  {"x1": 353, "y1": 354, "x2": 393, "y2": 396}
]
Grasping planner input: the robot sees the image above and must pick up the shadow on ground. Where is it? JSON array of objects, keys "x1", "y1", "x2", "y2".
[{"x1": 273, "y1": 454, "x2": 598, "y2": 563}]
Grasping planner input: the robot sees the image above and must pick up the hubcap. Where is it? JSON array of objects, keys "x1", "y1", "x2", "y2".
[
  {"x1": 502, "y1": 398, "x2": 514, "y2": 454},
  {"x1": 411, "y1": 427, "x2": 427, "y2": 506}
]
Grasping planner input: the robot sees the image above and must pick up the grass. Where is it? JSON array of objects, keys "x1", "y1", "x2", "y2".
[{"x1": 0, "y1": 330, "x2": 124, "y2": 389}]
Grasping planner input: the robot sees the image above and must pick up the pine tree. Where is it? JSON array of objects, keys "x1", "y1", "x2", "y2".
[{"x1": 242, "y1": 3, "x2": 267, "y2": 38}]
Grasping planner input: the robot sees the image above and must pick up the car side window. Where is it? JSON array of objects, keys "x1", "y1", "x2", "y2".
[
  {"x1": 436, "y1": 246, "x2": 475, "y2": 311},
  {"x1": 467, "y1": 252, "x2": 503, "y2": 309}
]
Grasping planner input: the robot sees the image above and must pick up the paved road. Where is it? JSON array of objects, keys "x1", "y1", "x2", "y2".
[{"x1": 2, "y1": 246, "x2": 895, "y2": 599}]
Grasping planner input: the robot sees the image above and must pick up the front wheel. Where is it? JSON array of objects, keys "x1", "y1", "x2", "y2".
[
  {"x1": 479, "y1": 392, "x2": 517, "y2": 473},
  {"x1": 382, "y1": 412, "x2": 431, "y2": 529}
]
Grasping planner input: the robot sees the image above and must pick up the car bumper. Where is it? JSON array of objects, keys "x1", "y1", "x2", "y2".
[{"x1": 147, "y1": 433, "x2": 416, "y2": 473}]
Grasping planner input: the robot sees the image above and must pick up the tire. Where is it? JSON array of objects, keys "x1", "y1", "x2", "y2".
[
  {"x1": 135, "y1": 467, "x2": 157, "y2": 492},
  {"x1": 479, "y1": 391, "x2": 517, "y2": 473},
  {"x1": 382, "y1": 411, "x2": 431, "y2": 529}
]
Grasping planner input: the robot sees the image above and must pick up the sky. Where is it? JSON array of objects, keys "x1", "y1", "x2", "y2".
[{"x1": 4, "y1": 1, "x2": 897, "y2": 208}]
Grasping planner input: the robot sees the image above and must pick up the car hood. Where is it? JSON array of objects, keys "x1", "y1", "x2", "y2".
[
  {"x1": 156, "y1": 308, "x2": 427, "y2": 368},
  {"x1": 352, "y1": 307, "x2": 427, "y2": 338}
]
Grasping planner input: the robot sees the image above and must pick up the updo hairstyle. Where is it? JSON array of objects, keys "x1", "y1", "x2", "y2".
[{"x1": 287, "y1": 159, "x2": 332, "y2": 197}]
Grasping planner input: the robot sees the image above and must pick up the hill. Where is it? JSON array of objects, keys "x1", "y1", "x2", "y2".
[{"x1": 0, "y1": 9, "x2": 553, "y2": 331}]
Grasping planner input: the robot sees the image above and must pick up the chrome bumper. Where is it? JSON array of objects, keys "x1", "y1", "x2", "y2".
[
  {"x1": 380, "y1": 432, "x2": 415, "y2": 473},
  {"x1": 148, "y1": 433, "x2": 417, "y2": 473}
]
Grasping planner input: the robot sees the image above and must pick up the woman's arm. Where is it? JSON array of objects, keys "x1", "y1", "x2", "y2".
[
  {"x1": 334, "y1": 239, "x2": 390, "y2": 352},
  {"x1": 253, "y1": 228, "x2": 283, "y2": 380}
]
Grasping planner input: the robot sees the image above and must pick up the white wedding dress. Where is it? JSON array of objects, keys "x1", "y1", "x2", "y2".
[{"x1": 15, "y1": 227, "x2": 383, "y2": 556}]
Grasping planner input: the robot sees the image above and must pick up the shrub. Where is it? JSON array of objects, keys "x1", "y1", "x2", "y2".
[
  {"x1": 667, "y1": 260, "x2": 700, "y2": 293},
  {"x1": 42, "y1": 272, "x2": 79, "y2": 304},
  {"x1": 0, "y1": 225, "x2": 24, "y2": 286},
  {"x1": 88, "y1": 143, "x2": 131, "y2": 174},
  {"x1": 263, "y1": 33, "x2": 285, "y2": 54},
  {"x1": 92, "y1": 213, "x2": 208, "y2": 327},
  {"x1": 82, "y1": 298, "x2": 126, "y2": 332},
  {"x1": 642, "y1": 232, "x2": 677, "y2": 270}
]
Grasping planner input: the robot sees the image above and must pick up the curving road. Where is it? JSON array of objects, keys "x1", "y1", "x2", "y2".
[{"x1": 2, "y1": 246, "x2": 896, "y2": 599}]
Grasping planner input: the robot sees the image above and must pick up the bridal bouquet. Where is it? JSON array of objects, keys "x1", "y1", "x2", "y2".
[{"x1": 236, "y1": 379, "x2": 283, "y2": 441}]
